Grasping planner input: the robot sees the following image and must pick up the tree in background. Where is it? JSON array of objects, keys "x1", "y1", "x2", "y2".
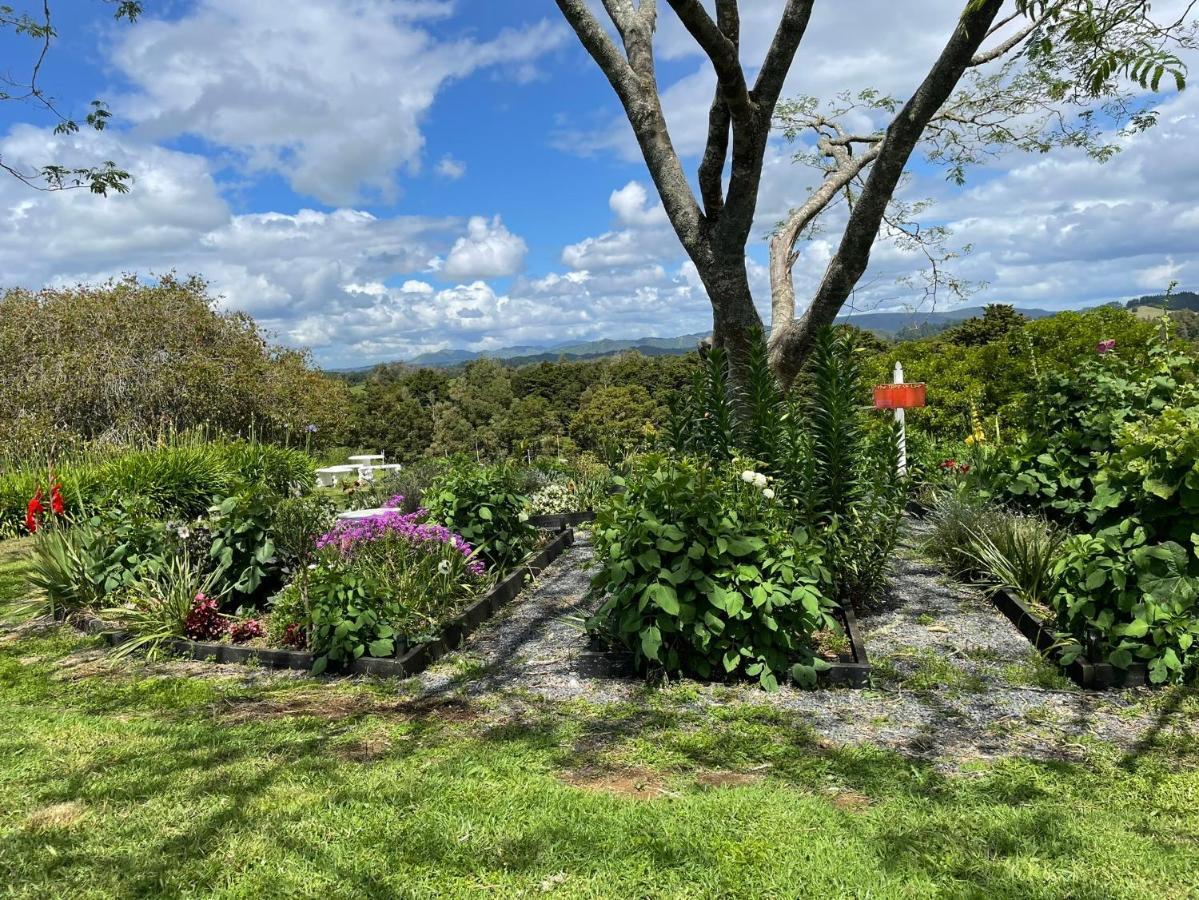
[
  {"x1": 1, "y1": 1, "x2": 141, "y2": 193},
  {"x1": 0, "y1": 275, "x2": 352, "y2": 458},
  {"x1": 557, "y1": 0, "x2": 1195, "y2": 392},
  {"x1": 943, "y1": 304, "x2": 1029, "y2": 347}
]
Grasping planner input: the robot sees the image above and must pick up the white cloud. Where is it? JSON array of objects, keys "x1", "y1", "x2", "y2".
[
  {"x1": 436, "y1": 155, "x2": 467, "y2": 180},
  {"x1": 441, "y1": 215, "x2": 528, "y2": 280},
  {"x1": 609, "y1": 181, "x2": 668, "y2": 227},
  {"x1": 111, "y1": 0, "x2": 566, "y2": 204}
]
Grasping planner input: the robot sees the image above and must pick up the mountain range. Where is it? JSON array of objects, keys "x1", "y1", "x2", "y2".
[{"x1": 359, "y1": 306, "x2": 1057, "y2": 370}]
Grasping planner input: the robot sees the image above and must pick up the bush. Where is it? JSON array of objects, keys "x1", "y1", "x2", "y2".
[
  {"x1": 208, "y1": 483, "x2": 282, "y2": 599},
  {"x1": 589, "y1": 455, "x2": 837, "y2": 690},
  {"x1": 424, "y1": 463, "x2": 536, "y2": 571},
  {"x1": 0, "y1": 275, "x2": 352, "y2": 459},
  {"x1": 669, "y1": 328, "x2": 905, "y2": 603},
  {"x1": 1051, "y1": 521, "x2": 1199, "y2": 684},
  {"x1": 305, "y1": 509, "x2": 486, "y2": 672},
  {"x1": 106, "y1": 555, "x2": 224, "y2": 659},
  {"x1": 967, "y1": 511, "x2": 1066, "y2": 609}
]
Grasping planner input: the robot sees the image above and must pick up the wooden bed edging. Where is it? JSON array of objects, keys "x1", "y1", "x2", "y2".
[
  {"x1": 97, "y1": 527, "x2": 576, "y2": 679},
  {"x1": 989, "y1": 587, "x2": 1149, "y2": 690},
  {"x1": 528, "y1": 511, "x2": 596, "y2": 530},
  {"x1": 825, "y1": 604, "x2": 871, "y2": 688}
]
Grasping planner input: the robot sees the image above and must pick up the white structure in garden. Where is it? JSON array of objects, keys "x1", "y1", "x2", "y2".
[{"x1": 315, "y1": 452, "x2": 400, "y2": 488}]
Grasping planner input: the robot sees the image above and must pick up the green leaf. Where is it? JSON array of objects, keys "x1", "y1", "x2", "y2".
[
  {"x1": 640, "y1": 625, "x2": 662, "y2": 662},
  {"x1": 368, "y1": 639, "x2": 394, "y2": 657},
  {"x1": 646, "y1": 583, "x2": 679, "y2": 615},
  {"x1": 478, "y1": 506, "x2": 493, "y2": 521}
]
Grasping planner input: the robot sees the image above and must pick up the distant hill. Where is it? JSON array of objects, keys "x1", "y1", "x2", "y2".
[
  {"x1": 1124, "y1": 290, "x2": 1199, "y2": 312},
  {"x1": 837, "y1": 305, "x2": 1055, "y2": 338},
  {"x1": 388, "y1": 332, "x2": 710, "y2": 369},
  {"x1": 330, "y1": 306, "x2": 1058, "y2": 372}
]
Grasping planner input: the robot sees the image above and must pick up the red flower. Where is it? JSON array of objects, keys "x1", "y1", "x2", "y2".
[
  {"x1": 25, "y1": 488, "x2": 44, "y2": 533},
  {"x1": 50, "y1": 482, "x2": 65, "y2": 516}
]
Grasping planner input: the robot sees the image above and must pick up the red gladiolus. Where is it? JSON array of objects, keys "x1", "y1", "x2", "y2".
[
  {"x1": 25, "y1": 488, "x2": 44, "y2": 533},
  {"x1": 50, "y1": 482, "x2": 65, "y2": 516}
]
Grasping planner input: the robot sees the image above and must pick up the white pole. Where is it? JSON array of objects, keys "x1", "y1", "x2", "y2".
[{"x1": 893, "y1": 361, "x2": 907, "y2": 477}]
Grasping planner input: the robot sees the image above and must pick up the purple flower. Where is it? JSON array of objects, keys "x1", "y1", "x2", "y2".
[
  {"x1": 383, "y1": 494, "x2": 406, "y2": 509},
  {"x1": 305, "y1": 424, "x2": 319, "y2": 433},
  {"x1": 1096, "y1": 339, "x2": 1116, "y2": 355},
  {"x1": 315, "y1": 508, "x2": 485, "y2": 576}
]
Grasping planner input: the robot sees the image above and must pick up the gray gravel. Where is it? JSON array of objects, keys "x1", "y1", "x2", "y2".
[{"x1": 414, "y1": 521, "x2": 1195, "y2": 768}]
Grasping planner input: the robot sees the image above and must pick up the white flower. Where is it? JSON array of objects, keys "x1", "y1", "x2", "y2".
[
  {"x1": 753, "y1": 473, "x2": 768, "y2": 489},
  {"x1": 741, "y1": 470, "x2": 756, "y2": 484},
  {"x1": 437, "y1": 559, "x2": 451, "y2": 575},
  {"x1": 177, "y1": 526, "x2": 191, "y2": 540},
  {"x1": 762, "y1": 488, "x2": 775, "y2": 500}
]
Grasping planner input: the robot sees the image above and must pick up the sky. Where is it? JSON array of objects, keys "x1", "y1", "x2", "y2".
[{"x1": 0, "y1": 0, "x2": 1196, "y2": 368}]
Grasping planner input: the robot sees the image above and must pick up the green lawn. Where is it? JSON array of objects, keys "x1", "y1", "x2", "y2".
[{"x1": 1, "y1": 625, "x2": 1197, "y2": 899}]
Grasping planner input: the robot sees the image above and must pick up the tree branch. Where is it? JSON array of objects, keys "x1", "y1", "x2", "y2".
[
  {"x1": 753, "y1": 0, "x2": 817, "y2": 107},
  {"x1": 970, "y1": 18, "x2": 1039, "y2": 66},
  {"x1": 666, "y1": 0, "x2": 752, "y2": 116},
  {"x1": 556, "y1": 0, "x2": 704, "y2": 250},
  {"x1": 769, "y1": 0, "x2": 1006, "y2": 387}
]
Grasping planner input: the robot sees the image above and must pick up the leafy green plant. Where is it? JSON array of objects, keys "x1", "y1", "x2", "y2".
[
  {"x1": 1051, "y1": 521, "x2": 1199, "y2": 684},
  {"x1": 272, "y1": 494, "x2": 336, "y2": 574},
  {"x1": 208, "y1": 483, "x2": 281, "y2": 598},
  {"x1": 105, "y1": 553, "x2": 224, "y2": 659},
  {"x1": 589, "y1": 455, "x2": 837, "y2": 690},
  {"x1": 24, "y1": 527, "x2": 104, "y2": 618},
  {"x1": 668, "y1": 328, "x2": 905, "y2": 604},
  {"x1": 424, "y1": 463, "x2": 535, "y2": 571},
  {"x1": 306, "y1": 565, "x2": 396, "y2": 674},
  {"x1": 967, "y1": 512, "x2": 1066, "y2": 609}
]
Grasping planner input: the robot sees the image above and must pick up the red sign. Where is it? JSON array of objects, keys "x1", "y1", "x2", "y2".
[{"x1": 873, "y1": 383, "x2": 926, "y2": 409}]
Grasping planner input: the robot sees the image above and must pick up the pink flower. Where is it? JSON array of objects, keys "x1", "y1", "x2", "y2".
[{"x1": 1096, "y1": 339, "x2": 1116, "y2": 355}]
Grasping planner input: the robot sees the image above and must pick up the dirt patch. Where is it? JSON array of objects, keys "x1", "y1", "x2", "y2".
[
  {"x1": 831, "y1": 790, "x2": 871, "y2": 812},
  {"x1": 694, "y1": 769, "x2": 766, "y2": 789},
  {"x1": 394, "y1": 695, "x2": 481, "y2": 723},
  {"x1": 560, "y1": 767, "x2": 670, "y2": 799},
  {"x1": 336, "y1": 734, "x2": 393, "y2": 762},
  {"x1": 217, "y1": 691, "x2": 375, "y2": 723},
  {"x1": 25, "y1": 801, "x2": 87, "y2": 830}
]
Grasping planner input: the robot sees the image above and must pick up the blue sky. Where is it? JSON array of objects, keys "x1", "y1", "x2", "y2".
[{"x1": 0, "y1": 1, "x2": 1196, "y2": 367}]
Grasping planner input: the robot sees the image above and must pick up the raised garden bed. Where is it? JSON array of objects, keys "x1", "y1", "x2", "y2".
[
  {"x1": 577, "y1": 604, "x2": 871, "y2": 689},
  {"x1": 989, "y1": 587, "x2": 1149, "y2": 689},
  {"x1": 528, "y1": 510, "x2": 596, "y2": 530},
  {"x1": 94, "y1": 527, "x2": 576, "y2": 679}
]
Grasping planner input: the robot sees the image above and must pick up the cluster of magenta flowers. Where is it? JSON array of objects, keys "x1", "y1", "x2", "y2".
[{"x1": 316, "y1": 507, "x2": 485, "y2": 577}]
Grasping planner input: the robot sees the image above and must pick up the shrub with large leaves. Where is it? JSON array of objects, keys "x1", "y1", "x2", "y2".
[
  {"x1": 589, "y1": 455, "x2": 837, "y2": 690},
  {"x1": 1052, "y1": 520, "x2": 1199, "y2": 684},
  {"x1": 424, "y1": 462, "x2": 535, "y2": 572}
]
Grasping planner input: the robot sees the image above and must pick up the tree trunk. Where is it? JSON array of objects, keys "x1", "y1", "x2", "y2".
[{"x1": 694, "y1": 249, "x2": 764, "y2": 402}]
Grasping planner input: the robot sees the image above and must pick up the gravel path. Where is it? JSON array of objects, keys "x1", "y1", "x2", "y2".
[{"x1": 415, "y1": 521, "x2": 1194, "y2": 768}]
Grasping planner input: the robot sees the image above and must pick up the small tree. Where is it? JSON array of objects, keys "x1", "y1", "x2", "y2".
[{"x1": 556, "y1": 1, "x2": 1195, "y2": 393}]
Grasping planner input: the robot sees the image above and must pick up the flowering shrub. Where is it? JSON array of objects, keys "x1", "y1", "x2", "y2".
[
  {"x1": 528, "y1": 483, "x2": 575, "y2": 516},
  {"x1": 303, "y1": 508, "x2": 488, "y2": 672},
  {"x1": 229, "y1": 618, "x2": 264, "y2": 644},
  {"x1": 590, "y1": 455, "x2": 837, "y2": 691},
  {"x1": 185, "y1": 592, "x2": 227, "y2": 641}
]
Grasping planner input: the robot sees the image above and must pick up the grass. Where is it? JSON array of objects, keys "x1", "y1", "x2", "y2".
[
  {"x1": 0, "y1": 536, "x2": 34, "y2": 622},
  {"x1": 1, "y1": 628, "x2": 1197, "y2": 898}
]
